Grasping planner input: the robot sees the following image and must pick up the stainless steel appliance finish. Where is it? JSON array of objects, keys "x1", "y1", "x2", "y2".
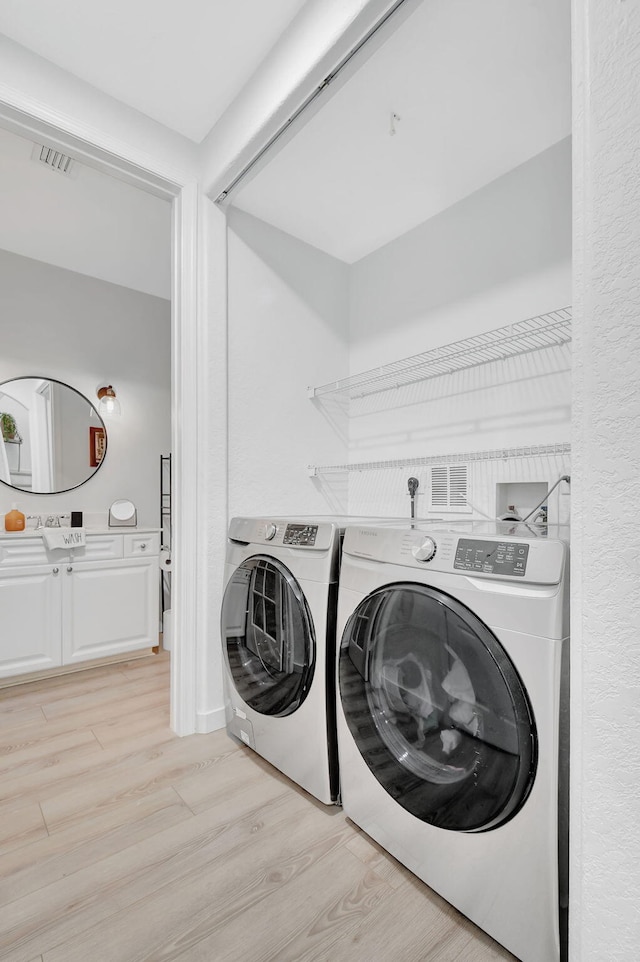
[
  {"x1": 221, "y1": 516, "x2": 347, "y2": 804},
  {"x1": 335, "y1": 520, "x2": 570, "y2": 962}
]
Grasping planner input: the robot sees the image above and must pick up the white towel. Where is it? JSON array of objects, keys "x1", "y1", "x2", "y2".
[{"x1": 41, "y1": 527, "x2": 86, "y2": 550}]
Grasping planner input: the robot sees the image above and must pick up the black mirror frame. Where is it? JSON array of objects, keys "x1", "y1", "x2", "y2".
[{"x1": 0, "y1": 375, "x2": 108, "y2": 496}]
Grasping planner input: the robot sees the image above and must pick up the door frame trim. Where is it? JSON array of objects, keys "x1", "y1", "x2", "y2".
[{"x1": 0, "y1": 86, "x2": 200, "y2": 734}]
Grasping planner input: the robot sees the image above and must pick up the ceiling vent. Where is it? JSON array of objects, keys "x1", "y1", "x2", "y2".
[{"x1": 33, "y1": 144, "x2": 74, "y2": 174}]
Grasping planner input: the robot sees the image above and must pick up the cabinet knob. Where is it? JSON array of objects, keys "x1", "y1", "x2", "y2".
[
  {"x1": 52, "y1": 567, "x2": 59, "y2": 574},
  {"x1": 140, "y1": 542, "x2": 147, "y2": 550},
  {"x1": 67, "y1": 565, "x2": 73, "y2": 573}
]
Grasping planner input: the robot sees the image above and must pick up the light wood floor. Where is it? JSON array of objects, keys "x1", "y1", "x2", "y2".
[{"x1": 0, "y1": 654, "x2": 517, "y2": 962}]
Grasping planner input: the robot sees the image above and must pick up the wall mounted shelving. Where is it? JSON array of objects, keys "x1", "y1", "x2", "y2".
[
  {"x1": 307, "y1": 307, "x2": 572, "y2": 401},
  {"x1": 307, "y1": 442, "x2": 571, "y2": 477}
]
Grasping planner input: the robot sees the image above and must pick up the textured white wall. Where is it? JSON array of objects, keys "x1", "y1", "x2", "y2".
[
  {"x1": 227, "y1": 208, "x2": 349, "y2": 517},
  {"x1": 571, "y1": 2, "x2": 640, "y2": 959},
  {"x1": 0, "y1": 248, "x2": 171, "y2": 527}
]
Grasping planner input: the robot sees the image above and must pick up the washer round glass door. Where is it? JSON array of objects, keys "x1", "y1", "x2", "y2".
[
  {"x1": 222, "y1": 556, "x2": 315, "y2": 717},
  {"x1": 339, "y1": 583, "x2": 537, "y2": 832}
]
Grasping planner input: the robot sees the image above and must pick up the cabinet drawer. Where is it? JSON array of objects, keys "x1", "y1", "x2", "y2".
[
  {"x1": 69, "y1": 535, "x2": 123, "y2": 562},
  {"x1": 0, "y1": 539, "x2": 66, "y2": 567},
  {"x1": 123, "y1": 533, "x2": 160, "y2": 557}
]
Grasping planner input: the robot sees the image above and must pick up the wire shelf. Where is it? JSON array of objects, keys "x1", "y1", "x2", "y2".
[
  {"x1": 308, "y1": 307, "x2": 572, "y2": 400},
  {"x1": 307, "y1": 442, "x2": 571, "y2": 477}
]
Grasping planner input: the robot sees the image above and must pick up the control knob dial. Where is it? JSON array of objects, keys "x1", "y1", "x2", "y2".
[
  {"x1": 412, "y1": 537, "x2": 437, "y2": 562},
  {"x1": 264, "y1": 523, "x2": 277, "y2": 541}
]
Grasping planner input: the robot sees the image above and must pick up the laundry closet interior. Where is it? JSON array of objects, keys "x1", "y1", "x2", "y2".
[
  {"x1": 219, "y1": 5, "x2": 572, "y2": 960},
  {"x1": 223, "y1": 0, "x2": 571, "y2": 525}
]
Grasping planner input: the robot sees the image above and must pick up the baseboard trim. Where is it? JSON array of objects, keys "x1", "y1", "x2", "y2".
[
  {"x1": 196, "y1": 706, "x2": 226, "y2": 734},
  {"x1": 0, "y1": 649, "x2": 157, "y2": 689}
]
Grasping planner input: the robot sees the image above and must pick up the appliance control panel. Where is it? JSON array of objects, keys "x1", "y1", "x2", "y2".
[
  {"x1": 283, "y1": 523, "x2": 318, "y2": 546},
  {"x1": 228, "y1": 517, "x2": 336, "y2": 551},
  {"x1": 453, "y1": 538, "x2": 529, "y2": 576},
  {"x1": 342, "y1": 525, "x2": 566, "y2": 585}
]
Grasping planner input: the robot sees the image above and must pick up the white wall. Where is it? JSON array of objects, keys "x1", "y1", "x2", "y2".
[
  {"x1": 227, "y1": 208, "x2": 350, "y2": 517},
  {"x1": 349, "y1": 138, "x2": 572, "y2": 367},
  {"x1": 224, "y1": 141, "x2": 572, "y2": 524},
  {"x1": 0, "y1": 248, "x2": 171, "y2": 527},
  {"x1": 342, "y1": 138, "x2": 572, "y2": 519},
  {"x1": 0, "y1": 125, "x2": 172, "y2": 299},
  {"x1": 571, "y1": 2, "x2": 640, "y2": 960}
]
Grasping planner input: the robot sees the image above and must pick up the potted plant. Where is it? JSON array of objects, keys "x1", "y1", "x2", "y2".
[{"x1": 0, "y1": 412, "x2": 17, "y2": 441}]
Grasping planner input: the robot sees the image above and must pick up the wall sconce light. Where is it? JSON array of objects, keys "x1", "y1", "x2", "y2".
[{"x1": 97, "y1": 385, "x2": 121, "y2": 418}]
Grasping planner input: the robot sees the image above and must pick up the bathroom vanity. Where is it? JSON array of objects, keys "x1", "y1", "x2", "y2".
[{"x1": 0, "y1": 528, "x2": 160, "y2": 682}]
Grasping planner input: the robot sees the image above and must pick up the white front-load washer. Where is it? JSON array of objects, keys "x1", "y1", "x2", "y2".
[{"x1": 336, "y1": 521, "x2": 570, "y2": 962}]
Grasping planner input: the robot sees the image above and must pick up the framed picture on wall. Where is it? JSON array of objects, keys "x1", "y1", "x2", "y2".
[{"x1": 90, "y1": 426, "x2": 106, "y2": 467}]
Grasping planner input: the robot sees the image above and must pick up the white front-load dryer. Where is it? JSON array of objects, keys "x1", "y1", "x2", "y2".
[
  {"x1": 336, "y1": 521, "x2": 570, "y2": 962},
  {"x1": 221, "y1": 516, "x2": 345, "y2": 805}
]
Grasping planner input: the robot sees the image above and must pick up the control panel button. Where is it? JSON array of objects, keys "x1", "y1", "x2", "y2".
[
  {"x1": 453, "y1": 538, "x2": 529, "y2": 576},
  {"x1": 412, "y1": 537, "x2": 437, "y2": 562},
  {"x1": 264, "y1": 523, "x2": 277, "y2": 541},
  {"x1": 283, "y1": 523, "x2": 318, "y2": 546}
]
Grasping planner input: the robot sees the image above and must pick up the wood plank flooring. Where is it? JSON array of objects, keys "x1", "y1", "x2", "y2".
[{"x1": 0, "y1": 655, "x2": 517, "y2": 962}]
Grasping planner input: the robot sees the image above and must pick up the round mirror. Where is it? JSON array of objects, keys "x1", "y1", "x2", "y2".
[{"x1": 0, "y1": 377, "x2": 107, "y2": 495}]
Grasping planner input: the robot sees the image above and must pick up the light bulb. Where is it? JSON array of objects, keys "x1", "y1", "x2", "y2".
[{"x1": 97, "y1": 385, "x2": 121, "y2": 418}]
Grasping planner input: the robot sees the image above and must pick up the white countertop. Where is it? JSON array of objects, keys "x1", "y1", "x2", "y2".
[{"x1": 0, "y1": 527, "x2": 160, "y2": 539}]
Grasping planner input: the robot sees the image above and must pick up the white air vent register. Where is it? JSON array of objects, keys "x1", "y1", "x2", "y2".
[
  {"x1": 32, "y1": 143, "x2": 74, "y2": 174},
  {"x1": 431, "y1": 464, "x2": 470, "y2": 512}
]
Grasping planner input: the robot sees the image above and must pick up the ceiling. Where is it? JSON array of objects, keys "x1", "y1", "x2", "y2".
[
  {"x1": 0, "y1": 0, "x2": 571, "y2": 283},
  {"x1": 0, "y1": 0, "x2": 309, "y2": 142},
  {"x1": 0, "y1": 0, "x2": 308, "y2": 294},
  {"x1": 230, "y1": 0, "x2": 572, "y2": 263}
]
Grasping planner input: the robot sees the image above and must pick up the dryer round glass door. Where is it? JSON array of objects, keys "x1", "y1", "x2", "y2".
[
  {"x1": 221, "y1": 555, "x2": 316, "y2": 717},
  {"x1": 339, "y1": 583, "x2": 537, "y2": 832}
]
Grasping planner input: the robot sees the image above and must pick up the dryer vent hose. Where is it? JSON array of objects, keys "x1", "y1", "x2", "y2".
[{"x1": 521, "y1": 475, "x2": 571, "y2": 522}]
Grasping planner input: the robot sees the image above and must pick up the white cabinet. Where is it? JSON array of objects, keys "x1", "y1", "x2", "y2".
[
  {"x1": 63, "y1": 557, "x2": 158, "y2": 665},
  {"x1": 0, "y1": 563, "x2": 62, "y2": 676},
  {"x1": 0, "y1": 530, "x2": 160, "y2": 680}
]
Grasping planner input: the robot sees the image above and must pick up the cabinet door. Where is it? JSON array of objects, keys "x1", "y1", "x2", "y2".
[
  {"x1": 0, "y1": 565, "x2": 62, "y2": 677},
  {"x1": 62, "y1": 558, "x2": 159, "y2": 665}
]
